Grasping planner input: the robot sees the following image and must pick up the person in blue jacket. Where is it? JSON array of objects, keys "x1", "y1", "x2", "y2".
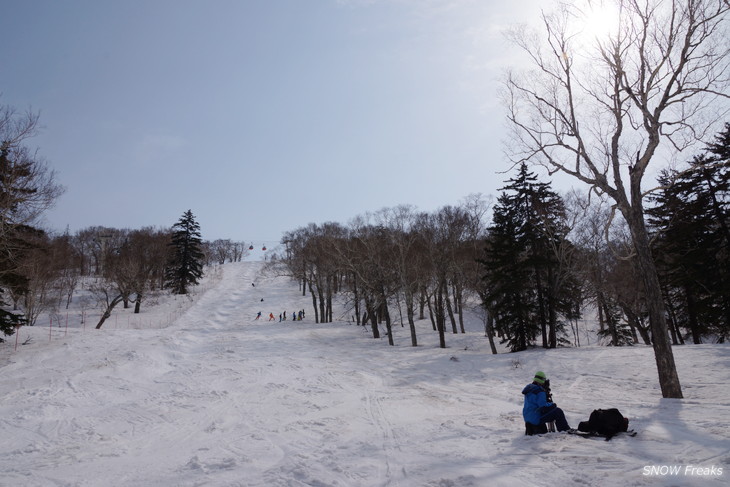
[{"x1": 522, "y1": 371, "x2": 572, "y2": 432}]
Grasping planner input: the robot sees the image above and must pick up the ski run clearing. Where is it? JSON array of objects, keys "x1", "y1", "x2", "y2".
[{"x1": 1, "y1": 261, "x2": 728, "y2": 487}]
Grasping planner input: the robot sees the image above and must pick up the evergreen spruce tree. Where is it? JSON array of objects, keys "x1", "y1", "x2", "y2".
[
  {"x1": 704, "y1": 124, "x2": 730, "y2": 341},
  {"x1": 480, "y1": 163, "x2": 578, "y2": 351},
  {"x1": 595, "y1": 296, "x2": 636, "y2": 346},
  {"x1": 649, "y1": 124, "x2": 730, "y2": 342},
  {"x1": 0, "y1": 225, "x2": 29, "y2": 339},
  {"x1": 164, "y1": 210, "x2": 204, "y2": 295},
  {"x1": 480, "y1": 191, "x2": 537, "y2": 352}
]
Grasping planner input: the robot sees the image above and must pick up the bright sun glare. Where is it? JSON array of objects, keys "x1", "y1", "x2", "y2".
[{"x1": 576, "y1": 0, "x2": 622, "y2": 46}]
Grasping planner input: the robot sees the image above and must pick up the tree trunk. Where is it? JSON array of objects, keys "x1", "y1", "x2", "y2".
[
  {"x1": 485, "y1": 309, "x2": 498, "y2": 354},
  {"x1": 603, "y1": 302, "x2": 619, "y2": 346},
  {"x1": 326, "y1": 275, "x2": 333, "y2": 322},
  {"x1": 548, "y1": 301, "x2": 557, "y2": 349},
  {"x1": 365, "y1": 296, "x2": 379, "y2": 339},
  {"x1": 597, "y1": 295, "x2": 606, "y2": 333},
  {"x1": 96, "y1": 294, "x2": 125, "y2": 329},
  {"x1": 685, "y1": 287, "x2": 702, "y2": 345},
  {"x1": 419, "y1": 289, "x2": 427, "y2": 320},
  {"x1": 663, "y1": 294, "x2": 685, "y2": 346},
  {"x1": 317, "y1": 283, "x2": 326, "y2": 323},
  {"x1": 534, "y1": 268, "x2": 548, "y2": 348},
  {"x1": 369, "y1": 306, "x2": 380, "y2": 339},
  {"x1": 634, "y1": 319, "x2": 652, "y2": 346},
  {"x1": 352, "y1": 274, "x2": 361, "y2": 325},
  {"x1": 308, "y1": 280, "x2": 319, "y2": 323},
  {"x1": 455, "y1": 283, "x2": 465, "y2": 333},
  {"x1": 405, "y1": 288, "x2": 417, "y2": 347},
  {"x1": 547, "y1": 266, "x2": 557, "y2": 348},
  {"x1": 623, "y1": 305, "x2": 649, "y2": 345},
  {"x1": 436, "y1": 282, "x2": 446, "y2": 348},
  {"x1": 626, "y1": 208, "x2": 683, "y2": 398},
  {"x1": 425, "y1": 290, "x2": 436, "y2": 331},
  {"x1": 445, "y1": 287, "x2": 458, "y2": 334},
  {"x1": 381, "y1": 292, "x2": 394, "y2": 346}
]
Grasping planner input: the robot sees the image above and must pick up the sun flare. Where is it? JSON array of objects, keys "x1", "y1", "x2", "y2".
[{"x1": 575, "y1": 0, "x2": 622, "y2": 46}]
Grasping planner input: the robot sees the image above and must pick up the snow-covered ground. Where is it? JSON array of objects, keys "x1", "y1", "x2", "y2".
[{"x1": 1, "y1": 261, "x2": 728, "y2": 486}]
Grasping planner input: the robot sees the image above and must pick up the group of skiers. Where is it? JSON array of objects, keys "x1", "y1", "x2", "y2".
[
  {"x1": 250, "y1": 282, "x2": 306, "y2": 322},
  {"x1": 278, "y1": 310, "x2": 305, "y2": 322},
  {"x1": 254, "y1": 310, "x2": 306, "y2": 322}
]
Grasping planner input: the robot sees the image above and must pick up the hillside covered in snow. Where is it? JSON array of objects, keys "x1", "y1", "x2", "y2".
[{"x1": 1, "y1": 261, "x2": 728, "y2": 486}]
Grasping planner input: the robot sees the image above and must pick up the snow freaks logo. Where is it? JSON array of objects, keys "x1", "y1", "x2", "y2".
[{"x1": 642, "y1": 465, "x2": 724, "y2": 477}]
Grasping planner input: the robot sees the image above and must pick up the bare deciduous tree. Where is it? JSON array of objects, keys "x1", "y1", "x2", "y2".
[
  {"x1": 0, "y1": 106, "x2": 64, "y2": 232},
  {"x1": 503, "y1": 0, "x2": 729, "y2": 397},
  {"x1": 91, "y1": 227, "x2": 171, "y2": 328},
  {"x1": 0, "y1": 104, "x2": 64, "y2": 337}
]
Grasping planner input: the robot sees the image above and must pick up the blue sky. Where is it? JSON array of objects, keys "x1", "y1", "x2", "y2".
[{"x1": 1, "y1": 0, "x2": 542, "y2": 244}]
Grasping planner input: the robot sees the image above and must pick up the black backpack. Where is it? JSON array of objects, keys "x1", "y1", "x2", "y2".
[{"x1": 578, "y1": 408, "x2": 630, "y2": 440}]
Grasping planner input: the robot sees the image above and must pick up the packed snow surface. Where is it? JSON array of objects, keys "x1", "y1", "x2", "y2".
[{"x1": 1, "y1": 261, "x2": 728, "y2": 486}]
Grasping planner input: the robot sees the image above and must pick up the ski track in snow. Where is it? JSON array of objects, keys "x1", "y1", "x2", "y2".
[{"x1": 1, "y1": 261, "x2": 729, "y2": 487}]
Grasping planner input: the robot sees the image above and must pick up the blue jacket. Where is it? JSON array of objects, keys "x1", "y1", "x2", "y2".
[{"x1": 522, "y1": 383, "x2": 555, "y2": 425}]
